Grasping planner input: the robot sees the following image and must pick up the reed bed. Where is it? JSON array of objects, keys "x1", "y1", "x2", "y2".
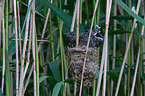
[{"x1": 0, "y1": 0, "x2": 145, "y2": 96}]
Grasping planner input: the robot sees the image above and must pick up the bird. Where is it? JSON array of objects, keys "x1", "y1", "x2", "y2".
[
  {"x1": 92, "y1": 27, "x2": 103, "y2": 47},
  {"x1": 64, "y1": 25, "x2": 103, "y2": 48},
  {"x1": 79, "y1": 29, "x2": 103, "y2": 47},
  {"x1": 64, "y1": 32, "x2": 76, "y2": 47},
  {"x1": 79, "y1": 30, "x2": 95, "y2": 47}
]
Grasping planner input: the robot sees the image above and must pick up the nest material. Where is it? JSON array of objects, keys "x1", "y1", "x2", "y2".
[{"x1": 67, "y1": 46, "x2": 99, "y2": 87}]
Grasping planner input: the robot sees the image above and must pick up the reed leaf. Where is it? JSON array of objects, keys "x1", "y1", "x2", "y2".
[
  {"x1": 52, "y1": 79, "x2": 74, "y2": 96},
  {"x1": 48, "y1": 60, "x2": 61, "y2": 82}
]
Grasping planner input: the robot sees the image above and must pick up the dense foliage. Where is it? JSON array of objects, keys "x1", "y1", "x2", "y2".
[{"x1": 0, "y1": 0, "x2": 145, "y2": 96}]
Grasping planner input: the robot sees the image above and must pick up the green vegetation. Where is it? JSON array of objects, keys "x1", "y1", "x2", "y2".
[{"x1": 0, "y1": 0, "x2": 145, "y2": 96}]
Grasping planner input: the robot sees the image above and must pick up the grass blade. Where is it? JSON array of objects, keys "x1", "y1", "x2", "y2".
[
  {"x1": 52, "y1": 79, "x2": 74, "y2": 96},
  {"x1": 48, "y1": 60, "x2": 61, "y2": 82}
]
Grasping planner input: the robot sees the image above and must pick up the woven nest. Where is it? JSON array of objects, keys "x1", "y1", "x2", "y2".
[{"x1": 67, "y1": 46, "x2": 99, "y2": 87}]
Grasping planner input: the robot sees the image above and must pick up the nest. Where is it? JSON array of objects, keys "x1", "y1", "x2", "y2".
[{"x1": 67, "y1": 46, "x2": 99, "y2": 87}]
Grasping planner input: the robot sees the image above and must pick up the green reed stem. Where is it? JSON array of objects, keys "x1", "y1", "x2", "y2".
[
  {"x1": 39, "y1": 49, "x2": 45, "y2": 96},
  {"x1": 54, "y1": 0, "x2": 65, "y2": 95},
  {"x1": 0, "y1": 1, "x2": 2, "y2": 61},
  {"x1": 50, "y1": 11, "x2": 55, "y2": 61},
  {"x1": 5, "y1": 0, "x2": 12, "y2": 95},
  {"x1": 127, "y1": 0, "x2": 131, "y2": 95},
  {"x1": 35, "y1": 29, "x2": 40, "y2": 96},
  {"x1": 93, "y1": 0, "x2": 96, "y2": 28},
  {"x1": 80, "y1": 0, "x2": 82, "y2": 23},
  {"x1": 92, "y1": 0, "x2": 100, "y2": 96},
  {"x1": 85, "y1": 0, "x2": 89, "y2": 27},
  {"x1": 138, "y1": 5, "x2": 143, "y2": 96}
]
